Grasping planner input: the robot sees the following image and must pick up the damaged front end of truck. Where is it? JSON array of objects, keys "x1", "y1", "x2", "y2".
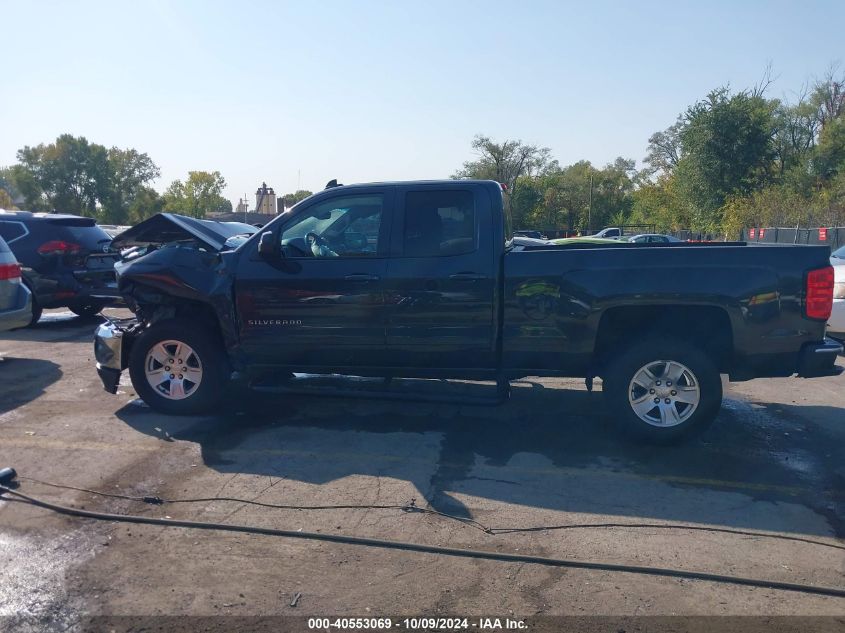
[{"x1": 93, "y1": 213, "x2": 255, "y2": 393}]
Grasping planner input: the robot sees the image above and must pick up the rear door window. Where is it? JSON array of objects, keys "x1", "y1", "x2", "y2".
[{"x1": 401, "y1": 190, "x2": 476, "y2": 257}]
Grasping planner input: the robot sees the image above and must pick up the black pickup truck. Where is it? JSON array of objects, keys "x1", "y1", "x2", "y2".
[{"x1": 94, "y1": 180, "x2": 841, "y2": 441}]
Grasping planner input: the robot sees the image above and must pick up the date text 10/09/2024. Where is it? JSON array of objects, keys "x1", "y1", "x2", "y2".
[{"x1": 307, "y1": 617, "x2": 528, "y2": 630}]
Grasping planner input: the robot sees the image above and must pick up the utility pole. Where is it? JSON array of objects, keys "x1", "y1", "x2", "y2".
[{"x1": 588, "y1": 173, "x2": 593, "y2": 234}]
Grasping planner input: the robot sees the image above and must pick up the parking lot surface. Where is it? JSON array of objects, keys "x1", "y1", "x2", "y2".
[{"x1": 1, "y1": 309, "x2": 844, "y2": 629}]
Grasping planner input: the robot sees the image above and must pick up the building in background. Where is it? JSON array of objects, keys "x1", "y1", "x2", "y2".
[
  {"x1": 236, "y1": 198, "x2": 248, "y2": 215},
  {"x1": 255, "y1": 183, "x2": 276, "y2": 214}
]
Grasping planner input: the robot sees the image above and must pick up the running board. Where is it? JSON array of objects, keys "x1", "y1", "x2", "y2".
[{"x1": 249, "y1": 378, "x2": 511, "y2": 406}]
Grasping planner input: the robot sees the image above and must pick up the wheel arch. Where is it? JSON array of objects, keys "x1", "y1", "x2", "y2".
[
  {"x1": 125, "y1": 283, "x2": 230, "y2": 344},
  {"x1": 594, "y1": 304, "x2": 734, "y2": 376}
]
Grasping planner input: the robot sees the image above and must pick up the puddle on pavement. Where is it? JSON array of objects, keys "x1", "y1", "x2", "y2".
[{"x1": 0, "y1": 521, "x2": 97, "y2": 628}]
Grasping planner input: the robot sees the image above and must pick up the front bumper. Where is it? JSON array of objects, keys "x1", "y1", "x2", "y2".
[
  {"x1": 797, "y1": 337, "x2": 843, "y2": 378},
  {"x1": 94, "y1": 319, "x2": 137, "y2": 393}
]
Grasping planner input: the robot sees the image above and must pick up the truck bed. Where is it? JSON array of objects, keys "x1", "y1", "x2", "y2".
[{"x1": 502, "y1": 242, "x2": 832, "y2": 379}]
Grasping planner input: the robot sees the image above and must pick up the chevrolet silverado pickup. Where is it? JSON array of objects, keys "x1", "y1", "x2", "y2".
[{"x1": 93, "y1": 180, "x2": 842, "y2": 441}]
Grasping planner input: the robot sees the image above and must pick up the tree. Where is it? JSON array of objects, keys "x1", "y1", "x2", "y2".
[
  {"x1": 0, "y1": 188, "x2": 17, "y2": 210},
  {"x1": 644, "y1": 116, "x2": 685, "y2": 177},
  {"x1": 102, "y1": 148, "x2": 160, "y2": 224},
  {"x1": 0, "y1": 168, "x2": 23, "y2": 210},
  {"x1": 453, "y1": 135, "x2": 558, "y2": 195},
  {"x1": 127, "y1": 186, "x2": 164, "y2": 224},
  {"x1": 162, "y1": 171, "x2": 230, "y2": 218},
  {"x1": 812, "y1": 116, "x2": 845, "y2": 181},
  {"x1": 674, "y1": 87, "x2": 776, "y2": 230},
  {"x1": 591, "y1": 157, "x2": 638, "y2": 229},
  {"x1": 771, "y1": 97, "x2": 819, "y2": 177},
  {"x1": 812, "y1": 65, "x2": 845, "y2": 130},
  {"x1": 509, "y1": 176, "x2": 543, "y2": 229},
  {"x1": 280, "y1": 189, "x2": 313, "y2": 209},
  {"x1": 15, "y1": 134, "x2": 111, "y2": 215}
]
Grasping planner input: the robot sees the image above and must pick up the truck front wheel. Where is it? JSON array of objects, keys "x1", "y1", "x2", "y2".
[
  {"x1": 603, "y1": 338, "x2": 722, "y2": 442},
  {"x1": 128, "y1": 319, "x2": 229, "y2": 415}
]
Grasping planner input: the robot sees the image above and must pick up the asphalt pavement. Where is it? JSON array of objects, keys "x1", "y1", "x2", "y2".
[{"x1": 1, "y1": 309, "x2": 843, "y2": 631}]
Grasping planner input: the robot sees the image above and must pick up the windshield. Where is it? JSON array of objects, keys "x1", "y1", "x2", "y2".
[{"x1": 832, "y1": 245, "x2": 845, "y2": 259}]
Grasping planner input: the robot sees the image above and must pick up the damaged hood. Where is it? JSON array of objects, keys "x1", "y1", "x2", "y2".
[{"x1": 111, "y1": 213, "x2": 258, "y2": 252}]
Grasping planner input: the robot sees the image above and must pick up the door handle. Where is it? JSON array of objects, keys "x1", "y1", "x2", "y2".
[
  {"x1": 449, "y1": 272, "x2": 486, "y2": 281},
  {"x1": 344, "y1": 273, "x2": 380, "y2": 281}
]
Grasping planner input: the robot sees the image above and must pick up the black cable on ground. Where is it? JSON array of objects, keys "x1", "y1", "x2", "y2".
[
  {"x1": 3, "y1": 484, "x2": 844, "y2": 599},
  {"x1": 19, "y1": 476, "x2": 845, "y2": 551},
  {"x1": 17, "y1": 476, "x2": 491, "y2": 532}
]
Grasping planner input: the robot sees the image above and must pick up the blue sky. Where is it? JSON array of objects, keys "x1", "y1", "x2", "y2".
[{"x1": 2, "y1": 0, "x2": 843, "y2": 206}]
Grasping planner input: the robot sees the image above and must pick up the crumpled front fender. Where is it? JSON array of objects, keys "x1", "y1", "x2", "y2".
[{"x1": 115, "y1": 247, "x2": 239, "y2": 349}]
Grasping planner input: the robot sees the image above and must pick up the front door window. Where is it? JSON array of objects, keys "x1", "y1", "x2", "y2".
[{"x1": 279, "y1": 195, "x2": 384, "y2": 258}]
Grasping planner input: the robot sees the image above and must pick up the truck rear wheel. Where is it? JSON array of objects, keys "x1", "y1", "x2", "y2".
[
  {"x1": 128, "y1": 319, "x2": 229, "y2": 415},
  {"x1": 603, "y1": 337, "x2": 722, "y2": 442}
]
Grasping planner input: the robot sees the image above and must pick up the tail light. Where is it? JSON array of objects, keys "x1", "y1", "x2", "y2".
[
  {"x1": 805, "y1": 266, "x2": 834, "y2": 320},
  {"x1": 37, "y1": 240, "x2": 82, "y2": 256},
  {"x1": 0, "y1": 262, "x2": 22, "y2": 282}
]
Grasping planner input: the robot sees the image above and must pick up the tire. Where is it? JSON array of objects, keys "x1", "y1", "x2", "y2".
[
  {"x1": 602, "y1": 337, "x2": 722, "y2": 443},
  {"x1": 69, "y1": 301, "x2": 107, "y2": 318},
  {"x1": 128, "y1": 319, "x2": 229, "y2": 415},
  {"x1": 25, "y1": 283, "x2": 42, "y2": 327}
]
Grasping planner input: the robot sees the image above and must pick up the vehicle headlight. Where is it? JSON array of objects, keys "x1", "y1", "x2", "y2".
[{"x1": 835, "y1": 281, "x2": 845, "y2": 300}]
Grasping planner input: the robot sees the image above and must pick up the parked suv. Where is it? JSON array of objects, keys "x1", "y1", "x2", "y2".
[
  {"x1": 0, "y1": 211, "x2": 120, "y2": 325},
  {"x1": 0, "y1": 234, "x2": 32, "y2": 332}
]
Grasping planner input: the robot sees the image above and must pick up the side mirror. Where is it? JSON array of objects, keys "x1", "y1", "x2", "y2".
[{"x1": 258, "y1": 231, "x2": 279, "y2": 258}]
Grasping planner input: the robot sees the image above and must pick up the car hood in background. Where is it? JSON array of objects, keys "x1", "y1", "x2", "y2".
[{"x1": 111, "y1": 213, "x2": 257, "y2": 252}]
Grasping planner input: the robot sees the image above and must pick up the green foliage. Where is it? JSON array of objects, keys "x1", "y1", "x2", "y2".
[
  {"x1": 103, "y1": 148, "x2": 160, "y2": 224},
  {"x1": 280, "y1": 189, "x2": 313, "y2": 208},
  {"x1": 674, "y1": 88, "x2": 777, "y2": 229},
  {"x1": 162, "y1": 171, "x2": 230, "y2": 218},
  {"x1": 0, "y1": 188, "x2": 17, "y2": 210},
  {"x1": 813, "y1": 116, "x2": 845, "y2": 181},
  {"x1": 508, "y1": 176, "x2": 543, "y2": 229},
  {"x1": 0, "y1": 164, "x2": 49, "y2": 211},
  {"x1": 455, "y1": 135, "x2": 639, "y2": 233},
  {"x1": 643, "y1": 116, "x2": 684, "y2": 177},
  {"x1": 453, "y1": 135, "x2": 558, "y2": 196},
  {"x1": 15, "y1": 134, "x2": 111, "y2": 216},
  {"x1": 630, "y1": 176, "x2": 690, "y2": 232},
  {"x1": 771, "y1": 98, "x2": 818, "y2": 177},
  {"x1": 127, "y1": 186, "x2": 165, "y2": 224},
  {"x1": 3, "y1": 135, "x2": 241, "y2": 225},
  {"x1": 452, "y1": 68, "x2": 843, "y2": 236},
  {"x1": 5, "y1": 134, "x2": 161, "y2": 222}
]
